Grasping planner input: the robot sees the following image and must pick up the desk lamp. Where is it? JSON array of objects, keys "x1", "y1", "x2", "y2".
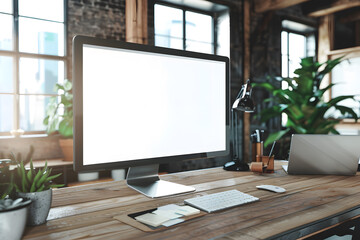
[{"x1": 224, "y1": 79, "x2": 255, "y2": 171}]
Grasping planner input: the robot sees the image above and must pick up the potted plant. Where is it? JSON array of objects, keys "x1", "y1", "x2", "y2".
[
  {"x1": 43, "y1": 79, "x2": 73, "y2": 161},
  {"x1": 13, "y1": 159, "x2": 63, "y2": 226},
  {"x1": 253, "y1": 57, "x2": 359, "y2": 156},
  {"x1": 0, "y1": 159, "x2": 31, "y2": 240}
]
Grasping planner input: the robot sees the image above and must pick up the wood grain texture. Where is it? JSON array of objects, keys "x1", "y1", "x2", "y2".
[
  {"x1": 318, "y1": 15, "x2": 334, "y2": 102},
  {"x1": 23, "y1": 162, "x2": 360, "y2": 240},
  {"x1": 306, "y1": 0, "x2": 360, "y2": 17},
  {"x1": 254, "y1": 0, "x2": 311, "y2": 13},
  {"x1": 243, "y1": 0, "x2": 251, "y2": 163},
  {"x1": 125, "y1": 0, "x2": 148, "y2": 44}
]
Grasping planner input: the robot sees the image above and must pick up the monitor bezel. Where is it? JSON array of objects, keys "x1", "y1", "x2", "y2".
[{"x1": 73, "y1": 35, "x2": 230, "y2": 172}]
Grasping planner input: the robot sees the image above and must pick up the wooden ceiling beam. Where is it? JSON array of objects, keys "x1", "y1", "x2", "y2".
[
  {"x1": 304, "y1": 0, "x2": 360, "y2": 17},
  {"x1": 254, "y1": 0, "x2": 311, "y2": 13}
]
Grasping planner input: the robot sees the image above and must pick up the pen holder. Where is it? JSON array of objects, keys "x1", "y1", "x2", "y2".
[
  {"x1": 252, "y1": 142, "x2": 263, "y2": 162},
  {"x1": 250, "y1": 155, "x2": 274, "y2": 173}
]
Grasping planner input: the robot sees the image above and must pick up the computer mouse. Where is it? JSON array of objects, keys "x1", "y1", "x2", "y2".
[{"x1": 256, "y1": 185, "x2": 286, "y2": 193}]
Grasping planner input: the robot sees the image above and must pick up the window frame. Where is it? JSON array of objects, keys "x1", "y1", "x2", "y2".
[
  {"x1": 328, "y1": 46, "x2": 360, "y2": 122},
  {"x1": 154, "y1": 1, "x2": 217, "y2": 55},
  {"x1": 0, "y1": 0, "x2": 67, "y2": 136},
  {"x1": 280, "y1": 20, "x2": 317, "y2": 126},
  {"x1": 281, "y1": 29, "x2": 314, "y2": 79}
]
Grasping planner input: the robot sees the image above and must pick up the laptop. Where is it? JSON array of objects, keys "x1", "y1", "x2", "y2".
[{"x1": 283, "y1": 134, "x2": 360, "y2": 175}]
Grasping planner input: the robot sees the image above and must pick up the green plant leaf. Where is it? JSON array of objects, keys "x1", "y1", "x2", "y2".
[
  {"x1": 273, "y1": 89, "x2": 293, "y2": 104},
  {"x1": 264, "y1": 128, "x2": 291, "y2": 147},
  {"x1": 63, "y1": 79, "x2": 72, "y2": 91},
  {"x1": 36, "y1": 168, "x2": 52, "y2": 190},
  {"x1": 58, "y1": 119, "x2": 73, "y2": 137},
  {"x1": 277, "y1": 77, "x2": 296, "y2": 89},
  {"x1": 314, "y1": 119, "x2": 340, "y2": 134},
  {"x1": 334, "y1": 105, "x2": 359, "y2": 121},
  {"x1": 29, "y1": 170, "x2": 43, "y2": 192},
  {"x1": 287, "y1": 105, "x2": 305, "y2": 120},
  {"x1": 330, "y1": 128, "x2": 340, "y2": 134},
  {"x1": 45, "y1": 172, "x2": 62, "y2": 182},
  {"x1": 328, "y1": 95, "x2": 355, "y2": 106},
  {"x1": 258, "y1": 105, "x2": 284, "y2": 123},
  {"x1": 36, "y1": 185, "x2": 45, "y2": 192},
  {"x1": 296, "y1": 75, "x2": 313, "y2": 95},
  {"x1": 252, "y1": 82, "x2": 278, "y2": 92},
  {"x1": 44, "y1": 79, "x2": 73, "y2": 138},
  {"x1": 55, "y1": 83, "x2": 65, "y2": 91},
  {"x1": 19, "y1": 161, "x2": 29, "y2": 192},
  {"x1": 314, "y1": 83, "x2": 336, "y2": 98},
  {"x1": 306, "y1": 106, "x2": 328, "y2": 127},
  {"x1": 286, "y1": 118, "x2": 307, "y2": 134},
  {"x1": 49, "y1": 184, "x2": 65, "y2": 189},
  {"x1": 254, "y1": 56, "x2": 359, "y2": 146}
]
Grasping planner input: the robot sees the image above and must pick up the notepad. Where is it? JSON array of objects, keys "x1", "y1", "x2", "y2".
[
  {"x1": 175, "y1": 206, "x2": 200, "y2": 216},
  {"x1": 134, "y1": 213, "x2": 171, "y2": 227},
  {"x1": 152, "y1": 209, "x2": 182, "y2": 219},
  {"x1": 162, "y1": 218, "x2": 185, "y2": 227}
]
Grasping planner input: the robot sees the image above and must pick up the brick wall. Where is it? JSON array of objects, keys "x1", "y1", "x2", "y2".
[{"x1": 67, "y1": 0, "x2": 126, "y2": 79}]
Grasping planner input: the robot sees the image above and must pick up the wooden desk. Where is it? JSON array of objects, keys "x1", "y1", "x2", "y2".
[{"x1": 23, "y1": 162, "x2": 360, "y2": 239}]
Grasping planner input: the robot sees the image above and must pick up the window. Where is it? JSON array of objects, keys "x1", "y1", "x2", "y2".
[
  {"x1": 154, "y1": 2, "x2": 229, "y2": 56},
  {"x1": 0, "y1": 0, "x2": 66, "y2": 135},
  {"x1": 330, "y1": 53, "x2": 360, "y2": 119},
  {"x1": 281, "y1": 20, "x2": 316, "y2": 125},
  {"x1": 281, "y1": 20, "x2": 316, "y2": 78}
]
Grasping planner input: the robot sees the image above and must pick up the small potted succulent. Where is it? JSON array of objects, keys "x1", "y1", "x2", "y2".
[
  {"x1": 43, "y1": 79, "x2": 73, "y2": 161},
  {"x1": 0, "y1": 159, "x2": 31, "y2": 240},
  {"x1": 13, "y1": 159, "x2": 63, "y2": 226}
]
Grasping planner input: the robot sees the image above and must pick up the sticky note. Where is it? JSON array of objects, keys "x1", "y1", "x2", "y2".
[
  {"x1": 175, "y1": 206, "x2": 200, "y2": 216},
  {"x1": 135, "y1": 213, "x2": 171, "y2": 227},
  {"x1": 162, "y1": 218, "x2": 185, "y2": 227},
  {"x1": 152, "y1": 209, "x2": 182, "y2": 219}
]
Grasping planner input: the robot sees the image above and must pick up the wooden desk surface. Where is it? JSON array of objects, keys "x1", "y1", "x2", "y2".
[{"x1": 23, "y1": 162, "x2": 360, "y2": 240}]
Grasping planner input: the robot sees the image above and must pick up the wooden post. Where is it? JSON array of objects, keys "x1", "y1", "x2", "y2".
[
  {"x1": 356, "y1": 21, "x2": 360, "y2": 46},
  {"x1": 125, "y1": 0, "x2": 148, "y2": 44},
  {"x1": 318, "y1": 15, "x2": 334, "y2": 101},
  {"x1": 243, "y1": 0, "x2": 251, "y2": 163}
]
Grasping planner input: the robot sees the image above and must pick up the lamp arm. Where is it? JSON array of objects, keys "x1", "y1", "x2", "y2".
[{"x1": 235, "y1": 85, "x2": 245, "y2": 99}]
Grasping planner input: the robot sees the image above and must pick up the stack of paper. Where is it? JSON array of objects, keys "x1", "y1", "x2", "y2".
[
  {"x1": 134, "y1": 204, "x2": 200, "y2": 228},
  {"x1": 175, "y1": 206, "x2": 200, "y2": 216},
  {"x1": 135, "y1": 213, "x2": 171, "y2": 227}
]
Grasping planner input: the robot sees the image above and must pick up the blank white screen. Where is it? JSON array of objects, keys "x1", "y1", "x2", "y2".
[{"x1": 82, "y1": 45, "x2": 226, "y2": 165}]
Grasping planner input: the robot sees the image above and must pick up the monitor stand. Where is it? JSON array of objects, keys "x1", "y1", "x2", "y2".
[{"x1": 126, "y1": 164, "x2": 196, "y2": 198}]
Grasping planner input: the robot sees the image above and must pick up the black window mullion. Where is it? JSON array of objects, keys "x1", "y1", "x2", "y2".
[
  {"x1": 13, "y1": 0, "x2": 18, "y2": 52},
  {"x1": 287, "y1": 31, "x2": 290, "y2": 78},
  {"x1": 64, "y1": 0, "x2": 68, "y2": 78},
  {"x1": 213, "y1": 14, "x2": 217, "y2": 55},
  {"x1": 183, "y1": 10, "x2": 186, "y2": 51},
  {"x1": 13, "y1": 0, "x2": 20, "y2": 130},
  {"x1": 5, "y1": 0, "x2": 67, "y2": 133}
]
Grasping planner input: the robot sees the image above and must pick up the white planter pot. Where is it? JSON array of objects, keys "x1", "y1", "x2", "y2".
[
  {"x1": 0, "y1": 201, "x2": 31, "y2": 240},
  {"x1": 17, "y1": 189, "x2": 52, "y2": 226},
  {"x1": 78, "y1": 172, "x2": 99, "y2": 182},
  {"x1": 111, "y1": 169, "x2": 126, "y2": 181}
]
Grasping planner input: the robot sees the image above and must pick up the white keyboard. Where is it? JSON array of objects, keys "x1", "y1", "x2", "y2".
[{"x1": 184, "y1": 189, "x2": 259, "y2": 213}]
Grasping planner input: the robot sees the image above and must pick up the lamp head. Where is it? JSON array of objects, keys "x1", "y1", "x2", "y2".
[{"x1": 232, "y1": 79, "x2": 255, "y2": 113}]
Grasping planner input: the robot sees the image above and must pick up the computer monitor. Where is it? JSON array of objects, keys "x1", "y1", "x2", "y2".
[{"x1": 73, "y1": 35, "x2": 230, "y2": 198}]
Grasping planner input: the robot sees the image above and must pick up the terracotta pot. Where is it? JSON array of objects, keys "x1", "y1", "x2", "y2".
[{"x1": 59, "y1": 138, "x2": 73, "y2": 162}]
